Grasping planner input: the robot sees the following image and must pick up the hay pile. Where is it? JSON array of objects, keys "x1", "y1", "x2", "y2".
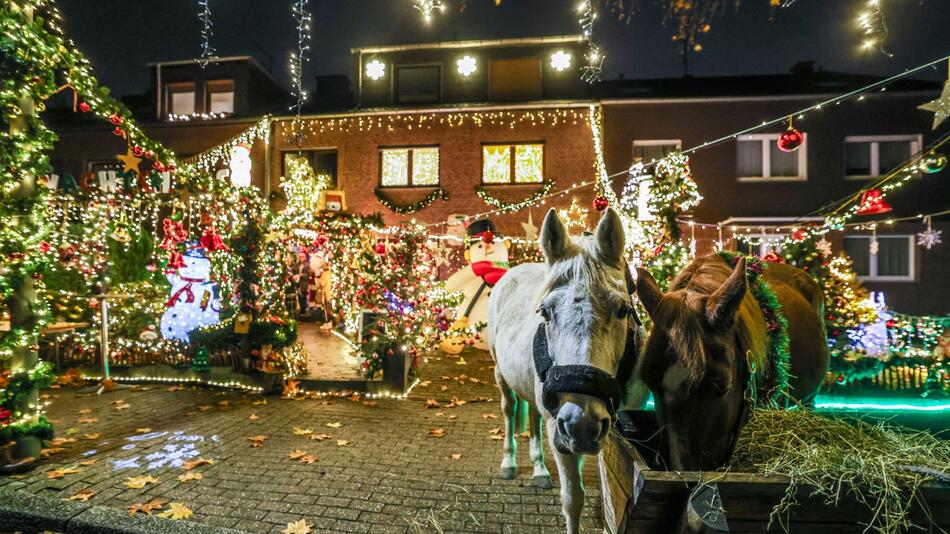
[{"x1": 730, "y1": 408, "x2": 950, "y2": 533}]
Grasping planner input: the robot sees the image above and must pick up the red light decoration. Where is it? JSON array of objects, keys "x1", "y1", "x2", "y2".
[{"x1": 856, "y1": 189, "x2": 893, "y2": 216}]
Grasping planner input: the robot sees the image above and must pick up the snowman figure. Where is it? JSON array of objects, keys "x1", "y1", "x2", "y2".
[
  {"x1": 215, "y1": 143, "x2": 253, "y2": 188},
  {"x1": 161, "y1": 245, "x2": 221, "y2": 342},
  {"x1": 440, "y1": 219, "x2": 510, "y2": 354}
]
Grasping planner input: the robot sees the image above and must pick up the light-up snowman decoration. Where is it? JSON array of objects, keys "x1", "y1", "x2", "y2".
[
  {"x1": 222, "y1": 143, "x2": 253, "y2": 188},
  {"x1": 440, "y1": 219, "x2": 509, "y2": 354},
  {"x1": 160, "y1": 245, "x2": 221, "y2": 342}
]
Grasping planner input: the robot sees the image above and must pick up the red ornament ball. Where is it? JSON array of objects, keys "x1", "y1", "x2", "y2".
[
  {"x1": 593, "y1": 196, "x2": 609, "y2": 212},
  {"x1": 374, "y1": 242, "x2": 387, "y2": 255},
  {"x1": 132, "y1": 145, "x2": 144, "y2": 157},
  {"x1": 78, "y1": 102, "x2": 91, "y2": 113},
  {"x1": 777, "y1": 126, "x2": 804, "y2": 152},
  {"x1": 108, "y1": 113, "x2": 123, "y2": 126},
  {"x1": 112, "y1": 126, "x2": 124, "y2": 137},
  {"x1": 791, "y1": 228, "x2": 807, "y2": 241}
]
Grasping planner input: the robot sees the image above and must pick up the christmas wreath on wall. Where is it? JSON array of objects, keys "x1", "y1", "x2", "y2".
[
  {"x1": 475, "y1": 181, "x2": 554, "y2": 213},
  {"x1": 374, "y1": 187, "x2": 447, "y2": 214}
]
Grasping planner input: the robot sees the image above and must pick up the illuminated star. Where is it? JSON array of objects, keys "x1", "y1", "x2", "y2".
[
  {"x1": 116, "y1": 148, "x2": 142, "y2": 175},
  {"x1": 918, "y1": 81, "x2": 950, "y2": 130},
  {"x1": 521, "y1": 211, "x2": 539, "y2": 241}
]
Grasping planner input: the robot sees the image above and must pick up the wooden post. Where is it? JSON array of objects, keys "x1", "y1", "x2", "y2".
[{"x1": 6, "y1": 1, "x2": 41, "y2": 462}]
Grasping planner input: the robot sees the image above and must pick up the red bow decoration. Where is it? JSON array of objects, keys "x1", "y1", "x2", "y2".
[
  {"x1": 474, "y1": 230, "x2": 495, "y2": 244},
  {"x1": 165, "y1": 251, "x2": 186, "y2": 273},
  {"x1": 199, "y1": 227, "x2": 230, "y2": 252},
  {"x1": 159, "y1": 218, "x2": 188, "y2": 250}
]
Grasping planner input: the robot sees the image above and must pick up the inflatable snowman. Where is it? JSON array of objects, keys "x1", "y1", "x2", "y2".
[
  {"x1": 440, "y1": 219, "x2": 509, "y2": 354},
  {"x1": 161, "y1": 246, "x2": 221, "y2": 343}
]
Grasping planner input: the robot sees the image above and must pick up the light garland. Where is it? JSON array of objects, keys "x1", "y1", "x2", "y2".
[
  {"x1": 166, "y1": 111, "x2": 228, "y2": 122},
  {"x1": 289, "y1": 0, "x2": 312, "y2": 144},
  {"x1": 411, "y1": 0, "x2": 444, "y2": 24},
  {"x1": 179, "y1": 116, "x2": 270, "y2": 174},
  {"x1": 857, "y1": 0, "x2": 891, "y2": 56},
  {"x1": 576, "y1": 0, "x2": 604, "y2": 83},
  {"x1": 374, "y1": 186, "x2": 447, "y2": 214},
  {"x1": 196, "y1": 0, "x2": 215, "y2": 67},
  {"x1": 475, "y1": 181, "x2": 554, "y2": 213},
  {"x1": 79, "y1": 374, "x2": 264, "y2": 393}
]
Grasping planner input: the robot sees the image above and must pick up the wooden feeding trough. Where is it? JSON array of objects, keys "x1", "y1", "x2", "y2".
[{"x1": 598, "y1": 410, "x2": 950, "y2": 533}]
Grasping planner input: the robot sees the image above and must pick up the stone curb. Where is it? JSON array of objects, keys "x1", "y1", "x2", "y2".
[{"x1": 0, "y1": 486, "x2": 247, "y2": 534}]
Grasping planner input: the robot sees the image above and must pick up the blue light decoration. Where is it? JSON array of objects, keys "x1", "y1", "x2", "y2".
[{"x1": 160, "y1": 245, "x2": 221, "y2": 342}]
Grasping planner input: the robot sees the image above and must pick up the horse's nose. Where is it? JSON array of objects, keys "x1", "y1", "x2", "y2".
[{"x1": 555, "y1": 402, "x2": 610, "y2": 453}]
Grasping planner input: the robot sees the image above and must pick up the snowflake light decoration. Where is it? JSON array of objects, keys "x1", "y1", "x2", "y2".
[
  {"x1": 815, "y1": 236, "x2": 833, "y2": 257},
  {"x1": 917, "y1": 216, "x2": 942, "y2": 250}
]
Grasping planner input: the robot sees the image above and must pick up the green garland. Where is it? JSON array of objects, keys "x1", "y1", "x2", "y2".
[
  {"x1": 719, "y1": 252, "x2": 791, "y2": 406},
  {"x1": 373, "y1": 187, "x2": 447, "y2": 214},
  {"x1": 475, "y1": 181, "x2": 554, "y2": 213}
]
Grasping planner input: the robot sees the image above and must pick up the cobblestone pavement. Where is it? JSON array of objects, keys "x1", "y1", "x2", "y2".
[{"x1": 1, "y1": 348, "x2": 604, "y2": 533}]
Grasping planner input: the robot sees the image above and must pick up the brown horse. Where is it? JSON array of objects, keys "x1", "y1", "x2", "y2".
[{"x1": 636, "y1": 253, "x2": 829, "y2": 471}]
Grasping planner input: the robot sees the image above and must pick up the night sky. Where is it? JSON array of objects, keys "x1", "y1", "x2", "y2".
[{"x1": 57, "y1": 0, "x2": 950, "y2": 98}]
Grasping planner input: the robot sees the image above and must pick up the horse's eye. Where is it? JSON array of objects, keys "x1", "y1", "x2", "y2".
[
  {"x1": 537, "y1": 306, "x2": 550, "y2": 321},
  {"x1": 617, "y1": 303, "x2": 630, "y2": 319}
]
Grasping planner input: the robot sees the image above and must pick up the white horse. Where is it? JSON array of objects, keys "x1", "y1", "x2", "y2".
[{"x1": 488, "y1": 208, "x2": 638, "y2": 534}]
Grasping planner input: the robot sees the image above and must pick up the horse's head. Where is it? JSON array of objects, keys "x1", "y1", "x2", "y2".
[
  {"x1": 537, "y1": 208, "x2": 636, "y2": 455},
  {"x1": 636, "y1": 258, "x2": 749, "y2": 471}
]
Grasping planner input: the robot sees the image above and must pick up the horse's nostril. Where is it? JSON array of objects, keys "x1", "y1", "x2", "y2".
[
  {"x1": 597, "y1": 417, "x2": 611, "y2": 442},
  {"x1": 557, "y1": 416, "x2": 569, "y2": 438}
]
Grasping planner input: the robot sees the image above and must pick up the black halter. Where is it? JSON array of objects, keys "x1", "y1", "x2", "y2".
[{"x1": 532, "y1": 319, "x2": 640, "y2": 418}]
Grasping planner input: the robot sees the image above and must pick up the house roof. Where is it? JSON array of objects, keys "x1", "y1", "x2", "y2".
[
  {"x1": 598, "y1": 64, "x2": 941, "y2": 100},
  {"x1": 350, "y1": 35, "x2": 584, "y2": 55}
]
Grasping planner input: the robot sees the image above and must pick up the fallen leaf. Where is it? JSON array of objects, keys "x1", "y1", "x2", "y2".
[
  {"x1": 283, "y1": 519, "x2": 313, "y2": 534},
  {"x1": 456, "y1": 374, "x2": 468, "y2": 384},
  {"x1": 447, "y1": 415, "x2": 458, "y2": 420},
  {"x1": 79, "y1": 459, "x2": 98, "y2": 466},
  {"x1": 253, "y1": 399, "x2": 267, "y2": 406},
  {"x1": 135, "y1": 427, "x2": 151, "y2": 433},
  {"x1": 326, "y1": 422, "x2": 342, "y2": 429},
  {"x1": 50, "y1": 437, "x2": 77, "y2": 446},
  {"x1": 158, "y1": 502, "x2": 193, "y2": 520},
  {"x1": 41, "y1": 447, "x2": 65, "y2": 458},
  {"x1": 446, "y1": 396, "x2": 466, "y2": 408},
  {"x1": 362, "y1": 401, "x2": 378, "y2": 407},
  {"x1": 292, "y1": 427, "x2": 314, "y2": 436},
  {"x1": 455, "y1": 357, "x2": 468, "y2": 365},
  {"x1": 178, "y1": 471, "x2": 203, "y2": 482},
  {"x1": 481, "y1": 413, "x2": 498, "y2": 420},
  {"x1": 181, "y1": 457, "x2": 214, "y2": 470},
  {"x1": 488, "y1": 427, "x2": 502, "y2": 434},
  {"x1": 451, "y1": 453, "x2": 462, "y2": 460},
  {"x1": 78, "y1": 408, "x2": 92, "y2": 415},
  {"x1": 440, "y1": 375, "x2": 451, "y2": 380},
  {"x1": 128, "y1": 499, "x2": 164, "y2": 516},
  {"x1": 83, "y1": 432, "x2": 101, "y2": 440},
  {"x1": 425, "y1": 399, "x2": 440, "y2": 409},
  {"x1": 469, "y1": 377, "x2": 483, "y2": 384},
  {"x1": 440, "y1": 385, "x2": 449, "y2": 392},
  {"x1": 124, "y1": 475, "x2": 159, "y2": 489},
  {"x1": 308, "y1": 433, "x2": 331, "y2": 441},
  {"x1": 47, "y1": 468, "x2": 81, "y2": 479},
  {"x1": 217, "y1": 400, "x2": 230, "y2": 408},
  {"x1": 248, "y1": 413, "x2": 259, "y2": 421},
  {"x1": 287, "y1": 449, "x2": 307, "y2": 460},
  {"x1": 490, "y1": 435, "x2": 504, "y2": 441},
  {"x1": 114, "y1": 403, "x2": 131, "y2": 411},
  {"x1": 68, "y1": 488, "x2": 95, "y2": 502},
  {"x1": 78, "y1": 417, "x2": 98, "y2": 424},
  {"x1": 100, "y1": 378, "x2": 116, "y2": 392},
  {"x1": 418, "y1": 380, "x2": 431, "y2": 387},
  {"x1": 469, "y1": 396, "x2": 492, "y2": 403},
  {"x1": 336, "y1": 440, "x2": 349, "y2": 447},
  {"x1": 198, "y1": 405, "x2": 212, "y2": 412},
  {"x1": 167, "y1": 385, "x2": 182, "y2": 392},
  {"x1": 429, "y1": 428, "x2": 446, "y2": 437},
  {"x1": 517, "y1": 431, "x2": 531, "y2": 439},
  {"x1": 298, "y1": 454, "x2": 318, "y2": 464},
  {"x1": 247, "y1": 435, "x2": 268, "y2": 447}
]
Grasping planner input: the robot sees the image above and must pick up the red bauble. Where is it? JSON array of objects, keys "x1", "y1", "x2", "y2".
[
  {"x1": 108, "y1": 113, "x2": 123, "y2": 126},
  {"x1": 593, "y1": 196, "x2": 609, "y2": 212},
  {"x1": 132, "y1": 145, "x2": 144, "y2": 157},
  {"x1": 78, "y1": 102, "x2": 91, "y2": 113},
  {"x1": 777, "y1": 126, "x2": 804, "y2": 152},
  {"x1": 152, "y1": 161, "x2": 165, "y2": 172},
  {"x1": 856, "y1": 189, "x2": 893, "y2": 216},
  {"x1": 112, "y1": 126, "x2": 124, "y2": 137},
  {"x1": 480, "y1": 230, "x2": 495, "y2": 244},
  {"x1": 791, "y1": 229, "x2": 807, "y2": 241},
  {"x1": 374, "y1": 242, "x2": 387, "y2": 255}
]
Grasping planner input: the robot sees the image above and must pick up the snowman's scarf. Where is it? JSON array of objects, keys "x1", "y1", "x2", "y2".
[{"x1": 165, "y1": 276, "x2": 207, "y2": 308}]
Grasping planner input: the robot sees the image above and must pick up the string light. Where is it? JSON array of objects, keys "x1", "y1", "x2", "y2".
[
  {"x1": 196, "y1": 0, "x2": 215, "y2": 67},
  {"x1": 857, "y1": 0, "x2": 891, "y2": 56},
  {"x1": 411, "y1": 0, "x2": 445, "y2": 24},
  {"x1": 576, "y1": 0, "x2": 604, "y2": 82},
  {"x1": 289, "y1": 0, "x2": 312, "y2": 144}
]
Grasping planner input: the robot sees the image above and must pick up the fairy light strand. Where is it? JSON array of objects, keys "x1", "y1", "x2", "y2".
[
  {"x1": 577, "y1": 0, "x2": 605, "y2": 83},
  {"x1": 289, "y1": 0, "x2": 312, "y2": 145},
  {"x1": 858, "y1": 0, "x2": 892, "y2": 56},
  {"x1": 412, "y1": 0, "x2": 445, "y2": 24},
  {"x1": 197, "y1": 0, "x2": 215, "y2": 68}
]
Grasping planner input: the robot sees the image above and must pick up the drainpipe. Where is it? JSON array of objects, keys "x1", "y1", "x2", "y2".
[
  {"x1": 155, "y1": 64, "x2": 162, "y2": 121},
  {"x1": 264, "y1": 120, "x2": 272, "y2": 200},
  {"x1": 357, "y1": 50, "x2": 363, "y2": 109}
]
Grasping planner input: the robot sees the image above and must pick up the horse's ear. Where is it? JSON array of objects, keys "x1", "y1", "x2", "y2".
[
  {"x1": 540, "y1": 208, "x2": 569, "y2": 263},
  {"x1": 635, "y1": 267, "x2": 663, "y2": 318},
  {"x1": 706, "y1": 257, "x2": 747, "y2": 329},
  {"x1": 595, "y1": 208, "x2": 625, "y2": 266}
]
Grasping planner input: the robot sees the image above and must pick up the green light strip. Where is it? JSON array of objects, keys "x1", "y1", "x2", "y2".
[{"x1": 641, "y1": 397, "x2": 950, "y2": 412}]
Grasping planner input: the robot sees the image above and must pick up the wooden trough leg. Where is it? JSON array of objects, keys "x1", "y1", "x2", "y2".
[{"x1": 677, "y1": 483, "x2": 729, "y2": 533}]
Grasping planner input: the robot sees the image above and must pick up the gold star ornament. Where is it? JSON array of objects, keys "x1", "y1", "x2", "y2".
[
  {"x1": 116, "y1": 148, "x2": 142, "y2": 175},
  {"x1": 919, "y1": 81, "x2": 950, "y2": 130}
]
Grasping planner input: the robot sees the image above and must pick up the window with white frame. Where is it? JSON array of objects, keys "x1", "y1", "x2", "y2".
[
  {"x1": 166, "y1": 82, "x2": 196, "y2": 116},
  {"x1": 736, "y1": 133, "x2": 807, "y2": 181},
  {"x1": 632, "y1": 140, "x2": 681, "y2": 164},
  {"x1": 380, "y1": 146, "x2": 440, "y2": 187},
  {"x1": 207, "y1": 79, "x2": 235, "y2": 114},
  {"x1": 845, "y1": 135, "x2": 920, "y2": 178},
  {"x1": 843, "y1": 235, "x2": 915, "y2": 281}
]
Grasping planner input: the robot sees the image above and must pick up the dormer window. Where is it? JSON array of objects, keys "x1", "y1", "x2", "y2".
[
  {"x1": 167, "y1": 82, "x2": 196, "y2": 115},
  {"x1": 396, "y1": 65, "x2": 441, "y2": 104},
  {"x1": 207, "y1": 79, "x2": 235, "y2": 114}
]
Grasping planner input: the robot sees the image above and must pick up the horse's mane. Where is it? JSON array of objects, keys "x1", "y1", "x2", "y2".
[
  {"x1": 539, "y1": 234, "x2": 627, "y2": 314},
  {"x1": 651, "y1": 255, "x2": 768, "y2": 385}
]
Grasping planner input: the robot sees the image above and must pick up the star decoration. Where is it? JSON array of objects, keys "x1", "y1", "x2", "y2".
[
  {"x1": 815, "y1": 237, "x2": 833, "y2": 257},
  {"x1": 918, "y1": 81, "x2": 950, "y2": 130},
  {"x1": 521, "y1": 211, "x2": 538, "y2": 241},
  {"x1": 116, "y1": 148, "x2": 142, "y2": 175},
  {"x1": 917, "y1": 217, "x2": 942, "y2": 250}
]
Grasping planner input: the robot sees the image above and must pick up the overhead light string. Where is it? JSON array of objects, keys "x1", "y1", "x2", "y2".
[
  {"x1": 197, "y1": 0, "x2": 216, "y2": 68},
  {"x1": 577, "y1": 0, "x2": 605, "y2": 83},
  {"x1": 290, "y1": 0, "x2": 312, "y2": 147}
]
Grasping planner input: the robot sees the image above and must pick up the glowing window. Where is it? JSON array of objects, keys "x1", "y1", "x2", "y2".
[
  {"x1": 482, "y1": 143, "x2": 544, "y2": 184},
  {"x1": 380, "y1": 147, "x2": 440, "y2": 187}
]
